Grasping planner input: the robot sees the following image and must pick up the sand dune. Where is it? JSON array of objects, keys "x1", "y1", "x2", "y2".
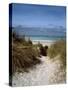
[{"x1": 12, "y1": 56, "x2": 66, "y2": 86}]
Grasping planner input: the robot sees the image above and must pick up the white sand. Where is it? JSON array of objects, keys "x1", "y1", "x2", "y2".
[
  {"x1": 32, "y1": 40, "x2": 55, "y2": 46},
  {"x1": 12, "y1": 40, "x2": 66, "y2": 86},
  {"x1": 12, "y1": 56, "x2": 66, "y2": 86}
]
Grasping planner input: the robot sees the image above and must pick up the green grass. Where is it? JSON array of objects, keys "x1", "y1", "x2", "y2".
[{"x1": 48, "y1": 39, "x2": 66, "y2": 68}]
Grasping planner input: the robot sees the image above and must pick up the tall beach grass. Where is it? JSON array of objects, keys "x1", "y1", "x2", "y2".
[
  {"x1": 48, "y1": 39, "x2": 66, "y2": 68},
  {"x1": 12, "y1": 32, "x2": 41, "y2": 75}
]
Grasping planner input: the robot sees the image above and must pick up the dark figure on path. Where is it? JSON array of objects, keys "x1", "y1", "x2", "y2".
[
  {"x1": 40, "y1": 45, "x2": 48, "y2": 56},
  {"x1": 44, "y1": 46, "x2": 48, "y2": 56}
]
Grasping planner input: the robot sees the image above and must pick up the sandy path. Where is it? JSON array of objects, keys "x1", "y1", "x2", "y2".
[{"x1": 12, "y1": 56, "x2": 66, "y2": 86}]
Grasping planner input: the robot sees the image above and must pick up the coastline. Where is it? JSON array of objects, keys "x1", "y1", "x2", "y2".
[{"x1": 32, "y1": 40, "x2": 55, "y2": 46}]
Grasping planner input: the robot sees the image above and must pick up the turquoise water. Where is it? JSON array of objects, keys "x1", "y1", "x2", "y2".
[
  {"x1": 13, "y1": 27, "x2": 66, "y2": 41},
  {"x1": 26, "y1": 35, "x2": 66, "y2": 41}
]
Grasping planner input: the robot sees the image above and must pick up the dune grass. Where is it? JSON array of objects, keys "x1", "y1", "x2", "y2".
[
  {"x1": 48, "y1": 39, "x2": 66, "y2": 68},
  {"x1": 12, "y1": 32, "x2": 41, "y2": 75}
]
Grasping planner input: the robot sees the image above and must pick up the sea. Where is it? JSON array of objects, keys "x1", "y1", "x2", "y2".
[
  {"x1": 25, "y1": 35, "x2": 66, "y2": 41},
  {"x1": 12, "y1": 27, "x2": 66, "y2": 41}
]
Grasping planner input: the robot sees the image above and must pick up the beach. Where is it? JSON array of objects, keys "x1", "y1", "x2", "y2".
[
  {"x1": 12, "y1": 56, "x2": 66, "y2": 86},
  {"x1": 11, "y1": 3, "x2": 66, "y2": 87},
  {"x1": 32, "y1": 40, "x2": 55, "y2": 46},
  {"x1": 12, "y1": 39, "x2": 66, "y2": 86}
]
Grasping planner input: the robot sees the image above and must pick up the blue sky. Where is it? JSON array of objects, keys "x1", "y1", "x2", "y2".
[{"x1": 12, "y1": 3, "x2": 66, "y2": 28}]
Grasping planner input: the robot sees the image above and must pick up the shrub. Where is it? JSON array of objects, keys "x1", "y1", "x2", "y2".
[{"x1": 39, "y1": 44, "x2": 48, "y2": 56}]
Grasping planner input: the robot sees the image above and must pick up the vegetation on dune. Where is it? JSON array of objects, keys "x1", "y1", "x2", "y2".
[
  {"x1": 11, "y1": 31, "x2": 66, "y2": 75},
  {"x1": 12, "y1": 32, "x2": 41, "y2": 75},
  {"x1": 48, "y1": 39, "x2": 66, "y2": 68}
]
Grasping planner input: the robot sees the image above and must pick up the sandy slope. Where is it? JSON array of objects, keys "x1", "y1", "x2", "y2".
[{"x1": 12, "y1": 56, "x2": 66, "y2": 86}]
